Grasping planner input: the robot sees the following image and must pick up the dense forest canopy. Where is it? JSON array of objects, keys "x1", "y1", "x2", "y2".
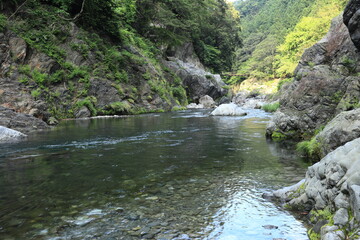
[
  {"x1": 1, "y1": 0, "x2": 241, "y2": 73},
  {"x1": 230, "y1": 0, "x2": 348, "y2": 84}
]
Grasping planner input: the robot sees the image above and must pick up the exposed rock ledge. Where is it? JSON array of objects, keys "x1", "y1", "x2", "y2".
[
  {"x1": 272, "y1": 138, "x2": 360, "y2": 239},
  {"x1": 0, "y1": 106, "x2": 49, "y2": 134}
]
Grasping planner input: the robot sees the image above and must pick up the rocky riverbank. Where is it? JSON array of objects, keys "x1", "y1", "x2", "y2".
[{"x1": 269, "y1": 1, "x2": 360, "y2": 239}]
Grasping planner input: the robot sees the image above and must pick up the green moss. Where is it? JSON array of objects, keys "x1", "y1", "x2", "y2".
[
  {"x1": 308, "y1": 228, "x2": 320, "y2": 240},
  {"x1": 271, "y1": 131, "x2": 286, "y2": 139},
  {"x1": 262, "y1": 102, "x2": 280, "y2": 112}
]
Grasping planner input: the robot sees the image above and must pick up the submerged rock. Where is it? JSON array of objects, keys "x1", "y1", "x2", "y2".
[{"x1": 210, "y1": 103, "x2": 247, "y2": 116}]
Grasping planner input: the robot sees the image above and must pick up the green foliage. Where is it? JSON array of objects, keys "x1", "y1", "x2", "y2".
[
  {"x1": 296, "y1": 137, "x2": 321, "y2": 161},
  {"x1": 277, "y1": 78, "x2": 293, "y2": 91},
  {"x1": 76, "y1": 96, "x2": 98, "y2": 116},
  {"x1": 262, "y1": 102, "x2": 280, "y2": 112},
  {"x1": 233, "y1": 0, "x2": 347, "y2": 83},
  {"x1": 104, "y1": 101, "x2": 131, "y2": 114},
  {"x1": 0, "y1": 13, "x2": 7, "y2": 32},
  {"x1": 31, "y1": 88, "x2": 41, "y2": 99}
]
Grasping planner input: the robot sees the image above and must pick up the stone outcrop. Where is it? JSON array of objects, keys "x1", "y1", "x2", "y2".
[
  {"x1": 315, "y1": 108, "x2": 360, "y2": 157},
  {"x1": 163, "y1": 43, "x2": 228, "y2": 102},
  {"x1": 210, "y1": 103, "x2": 247, "y2": 116},
  {"x1": 344, "y1": 0, "x2": 360, "y2": 49},
  {"x1": 0, "y1": 106, "x2": 49, "y2": 133},
  {"x1": 273, "y1": 138, "x2": 360, "y2": 239},
  {"x1": 267, "y1": 14, "x2": 360, "y2": 138},
  {"x1": 0, "y1": 126, "x2": 27, "y2": 142}
]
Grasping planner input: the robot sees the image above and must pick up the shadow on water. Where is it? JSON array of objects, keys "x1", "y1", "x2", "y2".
[{"x1": 0, "y1": 109, "x2": 309, "y2": 239}]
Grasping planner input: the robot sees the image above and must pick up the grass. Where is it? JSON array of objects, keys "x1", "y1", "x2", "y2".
[{"x1": 262, "y1": 102, "x2": 280, "y2": 112}]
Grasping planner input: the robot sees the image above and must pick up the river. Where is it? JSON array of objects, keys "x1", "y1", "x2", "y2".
[{"x1": 0, "y1": 109, "x2": 309, "y2": 240}]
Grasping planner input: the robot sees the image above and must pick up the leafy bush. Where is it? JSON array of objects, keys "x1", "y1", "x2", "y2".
[
  {"x1": 262, "y1": 102, "x2": 280, "y2": 112},
  {"x1": 277, "y1": 78, "x2": 293, "y2": 90}
]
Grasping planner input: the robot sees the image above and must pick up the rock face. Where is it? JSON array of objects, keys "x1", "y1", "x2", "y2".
[
  {"x1": 0, "y1": 126, "x2": 27, "y2": 142},
  {"x1": 267, "y1": 15, "x2": 360, "y2": 138},
  {"x1": 163, "y1": 43, "x2": 228, "y2": 102},
  {"x1": 344, "y1": 0, "x2": 360, "y2": 49},
  {"x1": 0, "y1": 106, "x2": 49, "y2": 133},
  {"x1": 210, "y1": 103, "x2": 247, "y2": 116},
  {"x1": 273, "y1": 138, "x2": 360, "y2": 239},
  {"x1": 315, "y1": 108, "x2": 360, "y2": 157}
]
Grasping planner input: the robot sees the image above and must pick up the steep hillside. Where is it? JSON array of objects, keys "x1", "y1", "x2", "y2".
[
  {"x1": 230, "y1": 0, "x2": 347, "y2": 86},
  {"x1": 0, "y1": 0, "x2": 240, "y2": 130}
]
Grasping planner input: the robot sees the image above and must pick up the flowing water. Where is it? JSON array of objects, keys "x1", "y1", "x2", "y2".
[{"x1": 0, "y1": 109, "x2": 309, "y2": 240}]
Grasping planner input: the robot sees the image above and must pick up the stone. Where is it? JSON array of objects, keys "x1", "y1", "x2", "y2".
[
  {"x1": 344, "y1": 0, "x2": 360, "y2": 49},
  {"x1": 75, "y1": 106, "x2": 91, "y2": 118},
  {"x1": 186, "y1": 103, "x2": 204, "y2": 109},
  {"x1": 210, "y1": 103, "x2": 247, "y2": 116},
  {"x1": 0, "y1": 126, "x2": 27, "y2": 142},
  {"x1": 163, "y1": 56, "x2": 228, "y2": 101},
  {"x1": 317, "y1": 108, "x2": 360, "y2": 156},
  {"x1": 0, "y1": 106, "x2": 49, "y2": 133},
  {"x1": 333, "y1": 208, "x2": 349, "y2": 226},
  {"x1": 350, "y1": 185, "x2": 360, "y2": 221},
  {"x1": 199, "y1": 95, "x2": 216, "y2": 108}
]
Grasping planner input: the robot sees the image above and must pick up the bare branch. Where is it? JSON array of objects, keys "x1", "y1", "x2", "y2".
[{"x1": 8, "y1": 0, "x2": 29, "y2": 20}]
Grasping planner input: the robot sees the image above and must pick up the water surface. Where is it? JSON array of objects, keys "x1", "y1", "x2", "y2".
[{"x1": 0, "y1": 109, "x2": 308, "y2": 239}]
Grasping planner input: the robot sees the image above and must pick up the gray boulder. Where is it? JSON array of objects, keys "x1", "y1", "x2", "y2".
[
  {"x1": 0, "y1": 126, "x2": 26, "y2": 142},
  {"x1": 316, "y1": 108, "x2": 360, "y2": 156},
  {"x1": 0, "y1": 106, "x2": 49, "y2": 133},
  {"x1": 199, "y1": 95, "x2": 216, "y2": 109},
  {"x1": 210, "y1": 103, "x2": 247, "y2": 116},
  {"x1": 273, "y1": 138, "x2": 360, "y2": 238},
  {"x1": 163, "y1": 57, "x2": 228, "y2": 102}
]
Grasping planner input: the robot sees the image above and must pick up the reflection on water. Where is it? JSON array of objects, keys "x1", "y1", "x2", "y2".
[{"x1": 0, "y1": 110, "x2": 309, "y2": 239}]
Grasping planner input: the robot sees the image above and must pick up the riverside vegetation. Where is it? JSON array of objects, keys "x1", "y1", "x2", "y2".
[{"x1": 0, "y1": 0, "x2": 240, "y2": 128}]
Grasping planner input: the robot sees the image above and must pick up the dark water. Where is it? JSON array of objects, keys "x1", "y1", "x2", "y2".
[{"x1": 0, "y1": 110, "x2": 309, "y2": 240}]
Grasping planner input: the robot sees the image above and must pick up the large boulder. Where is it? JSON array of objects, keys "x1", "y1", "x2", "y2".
[
  {"x1": 0, "y1": 126, "x2": 26, "y2": 142},
  {"x1": 199, "y1": 95, "x2": 216, "y2": 109},
  {"x1": 163, "y1": 55, "x2": 228, "y2": 102},
  {"x1": 210, "y1": 103, "x2": 247, "y2": 116},
  {"x1": 267, "y1": 15, "x2": 360, "y2": 138},
  {"x1": 0, "y1": 106, "x2": 49, "y2": 133},
  {"x1": 316, "y1": 108, "x2": 360, "y2": 156}
]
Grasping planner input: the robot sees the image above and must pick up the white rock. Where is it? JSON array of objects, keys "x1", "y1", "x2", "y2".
[
  {"x1": 0, "y1": 126, "x2": 27, "y2": 142},
  {"x1": 210, "y1": 103, "x2": 247, "y2": 116}
]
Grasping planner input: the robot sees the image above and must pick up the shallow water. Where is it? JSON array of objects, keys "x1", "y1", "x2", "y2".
[{"x1": 0, "y1": 109, "x2": 309, "y2": 239}]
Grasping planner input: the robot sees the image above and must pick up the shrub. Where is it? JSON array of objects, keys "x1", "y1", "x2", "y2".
[
  {"x1": 262, "y1": 102, "x2": 280, "y2": 112},
  {"x1": 296, "y1": 137, "x2": 321, "y2": 161},
  {"x1": 0, "y1": 14, "x2": 7, "y2": 32}
]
